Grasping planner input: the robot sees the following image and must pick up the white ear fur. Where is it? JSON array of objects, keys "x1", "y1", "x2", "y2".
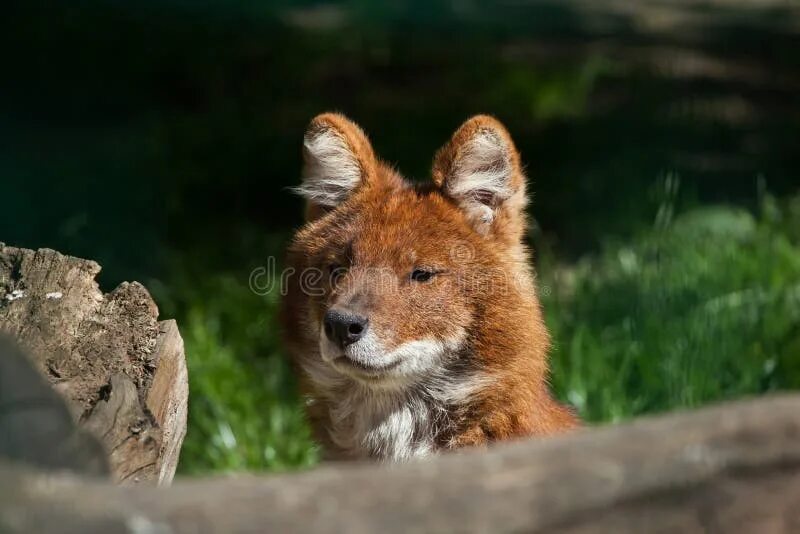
[
  {"x1": 443, "y1": 129, "x2": 515, "y2": 232},
  {"x1": 294, "y1": 127, "x2": 363, "y2": 208}
]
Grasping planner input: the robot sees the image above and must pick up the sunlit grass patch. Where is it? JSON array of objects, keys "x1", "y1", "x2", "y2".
[{"x1": 545, "y1": 196, "x2": 800, "y2": 422}]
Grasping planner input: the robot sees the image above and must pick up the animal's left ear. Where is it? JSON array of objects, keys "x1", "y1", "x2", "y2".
[{"x1": 432, "y1": 115, "x2": 527, "y2": 239}]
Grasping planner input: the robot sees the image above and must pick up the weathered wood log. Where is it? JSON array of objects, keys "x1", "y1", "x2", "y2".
[
  {"x1": 0, "y1": 394, "x2": 798, "y2": 533},
  {"x1": 0, "y1": 244, "x2": 188, "y2": 486},
  {"x1": 0, "y1": 334, "x2": 109, "y2": 477}
]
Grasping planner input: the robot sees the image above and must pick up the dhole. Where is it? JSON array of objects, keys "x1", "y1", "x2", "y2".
[{"x1": 282, "y1": 112, "x2": 578, "y2": 461}]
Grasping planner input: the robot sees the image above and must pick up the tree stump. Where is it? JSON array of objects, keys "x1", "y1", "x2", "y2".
[{"x1": 0, "y1": 243, "x2": 188, "y2": 486}]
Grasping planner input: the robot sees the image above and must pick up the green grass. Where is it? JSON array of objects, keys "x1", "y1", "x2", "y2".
[
  {"x1": 152, "y1": 272, "x2": 318, "y2": 475},
  {"x1": 157, "y1": 195, "x2": 800, "y2": 475},
  {"x1": 545, "y1": 195, "x2": 800, "y2": 422}
]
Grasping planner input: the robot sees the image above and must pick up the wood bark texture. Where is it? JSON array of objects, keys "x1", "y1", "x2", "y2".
[{"x1": 0, "y1": 244, "x2": 188, "y2": 486}]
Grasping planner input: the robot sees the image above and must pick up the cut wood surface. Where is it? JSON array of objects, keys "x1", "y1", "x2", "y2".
[
  {"x1": 0, "y1": 394, "x2": 799, "y2": 533},
  {"x1": 0, "y1": 244, "x2": 188, "y2": 485}
]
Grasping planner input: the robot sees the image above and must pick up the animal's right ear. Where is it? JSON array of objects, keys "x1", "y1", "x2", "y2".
[{"x1": 293, "y1": 113, "x2": 376, "y2": 221}]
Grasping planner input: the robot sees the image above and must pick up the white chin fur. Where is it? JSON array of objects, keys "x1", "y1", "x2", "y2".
[
  {"x1": 319, "y1": 326, "x2": 460, "y2": 386},
  {"x1": 309, "y1": 324, "x2": 486, "y2": 461}
]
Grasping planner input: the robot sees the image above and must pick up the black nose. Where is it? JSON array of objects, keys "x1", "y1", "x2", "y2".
[{"x1": 323, "y1": 309, "x2": 369, "y2": 348}]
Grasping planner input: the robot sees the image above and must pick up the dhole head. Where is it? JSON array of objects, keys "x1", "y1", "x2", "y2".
[{"x1": 285, "y1": 112, "x2": 536, "y2": 391}]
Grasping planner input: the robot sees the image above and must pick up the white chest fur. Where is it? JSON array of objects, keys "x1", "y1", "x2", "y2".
[{"x1": 327, "y1": 386, "x2": 440, "y2": 461}]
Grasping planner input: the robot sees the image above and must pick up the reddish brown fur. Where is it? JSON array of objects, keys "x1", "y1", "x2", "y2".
[{"x1": 282, "y1": 112, "x2": 578, "y2": 460}]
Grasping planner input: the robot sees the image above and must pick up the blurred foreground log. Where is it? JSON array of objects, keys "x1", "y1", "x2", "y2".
[
  {"x1": 1, "y1": 394, "x2": 799, "y2": 533},
  {"x1": 0, "y1": 244, "x2": 188, "y2": 486}
]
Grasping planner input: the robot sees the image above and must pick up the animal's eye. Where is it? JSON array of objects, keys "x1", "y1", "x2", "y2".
[
  {"x1": 410, "y1": 268, "x2": 436, "y2": 283},
  {"x1": 328, "y1": 263, "x2": 347, "y2": 282}
]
